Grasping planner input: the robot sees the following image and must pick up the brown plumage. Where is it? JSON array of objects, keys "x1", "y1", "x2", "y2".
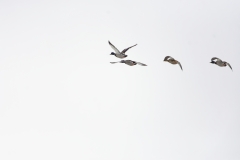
[
  {"x1": 164, "y1": 56, "x2": 183, "y2": 70},
  {"x1": 210, "y1": 57, "x2": 232, "y2": 71}
]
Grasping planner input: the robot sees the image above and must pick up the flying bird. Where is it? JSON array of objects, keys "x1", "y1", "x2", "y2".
[
  {"x1": 108, "y1": 41, "x2": 137, "y2": 59},
  {"x1": 163, "y1": 56, "x2": 183, "y2": 70},
  {"x1": 210, "y1": 57, "x2": 232, "y2": 70},
  {"x1": 110, "y1": 60, "x2": 147, "y2": 66}
]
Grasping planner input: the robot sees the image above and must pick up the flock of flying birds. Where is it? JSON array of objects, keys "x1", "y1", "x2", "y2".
[{"x1": 108, "y1": 41, "x2": 233, "y2": 71}]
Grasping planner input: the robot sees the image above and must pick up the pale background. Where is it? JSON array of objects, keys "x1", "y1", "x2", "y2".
[{"x1": 0, "y1": 0, "x2": 240, "y2": 160}]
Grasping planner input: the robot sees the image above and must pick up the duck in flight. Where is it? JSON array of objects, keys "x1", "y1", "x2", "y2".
[
  {"x1": 110, "y1": 60, "x2": 147, "y2": 66},
  {"x1": 163, "y1": 56, "x2": 183, "y2": 70},
  {"x1": 108, "y1": 41, "x2": 137, "y2": 59},
  {"x1": 210, "y1": 57, "x2": 232, "y2": 70}
]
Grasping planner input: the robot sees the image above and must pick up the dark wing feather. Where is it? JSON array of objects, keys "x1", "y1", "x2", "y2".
[
  {"x1": 164, "y1": 56, "x2": 173, "y2": 61},
  {"x1": 136, "y1": 62, "x2": 147, "y2": 66},
  {"x1": 177, "y1": 62, "x2": 183, "y2": 70},
  {"x1": 211, "y1": 57, "x2": 222, "y2": 61},
  {"x1": 108, "y1": 41, "x2": 120, "y2": 54},
  {"x1": 121, "y1": 44, "x2": 137, "y2": 54},
  {"x1": 227, "y1": 63, "x2": 233, "y2": 70}
]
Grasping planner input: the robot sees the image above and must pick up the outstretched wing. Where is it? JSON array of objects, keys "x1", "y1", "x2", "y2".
[
  {"x1": 164, "y1": 56, "x2": 173, "y2": 61},
  {"x1": 108, "y1": 41, "x2": 120, "y2": 54},
  {"x1": 177, "y1": 62, "x2": 183, "y2": 70},
  {"x1": 227, "y1": 63, "x2": 233, "y2": 70},
  {"x1": 110, "y1": 61, "x2": 121, "y2": 64},
  {"x1": 121, "y1": 44, "x2": 137, "y2": 54},
  {"x1": 211, "y1": 57, "x2": 222, "y2": 61},
  {"x1": 136, "y1": 62, "x2": 147, "y2": 66}
]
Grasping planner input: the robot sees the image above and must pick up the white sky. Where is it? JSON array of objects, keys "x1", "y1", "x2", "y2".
[{"x1": 0, "y1": 0, "x2": 240, "y2": 160}]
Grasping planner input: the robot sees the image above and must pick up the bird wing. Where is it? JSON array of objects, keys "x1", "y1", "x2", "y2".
[
  {"x1": 211, "y1": 57, "x2": 222, "y2": 61},
  {"x1": 227, "y1": 63, "x2": 233, "y2": 70},
  {"x1": 164, "y1": 56, "x2": 173, "y2": 61},
  {"x1": 177, "y1": 62, "x2": 183, "y2": 70},
  {"x1": 121, "y1": 44, "x2": 137, "y2": 54},
  {"x1": 110, "y1": 61, "x2": 121, "y2": 64},
  {"x1": 136, "y1": 62, "x2": 147, "y2": 66},
  {"x1": 108, "y1": 41, "x2": 120, "y2": 54}
]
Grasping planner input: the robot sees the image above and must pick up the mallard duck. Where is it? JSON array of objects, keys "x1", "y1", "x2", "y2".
[
  {"x1": 110, "y1": 60, "x2": 147, "y2": 66},
  {"x1": 163, "y1": 56, "x2": 183, "y2": 70},
  {"x1": 108, "y1": 41, "x2": 137, "y2": 59},
  {"x1": 210, "y1": 57, "x2": 232, "y2": 70}
]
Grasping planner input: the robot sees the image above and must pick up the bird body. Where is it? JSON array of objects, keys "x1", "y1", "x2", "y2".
[
  {"x1": 210, "y1": 57, "x2": 232, "y2": 70},
  {"x1": 110, "y1": 52, "x2": 127, "y2": 58},
  {"x1": 110, "y1": 60, "x2": 147, "y2": 66},
  {"x1": 163, "y1": 56, "x2": 183, "y2": 70}
]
